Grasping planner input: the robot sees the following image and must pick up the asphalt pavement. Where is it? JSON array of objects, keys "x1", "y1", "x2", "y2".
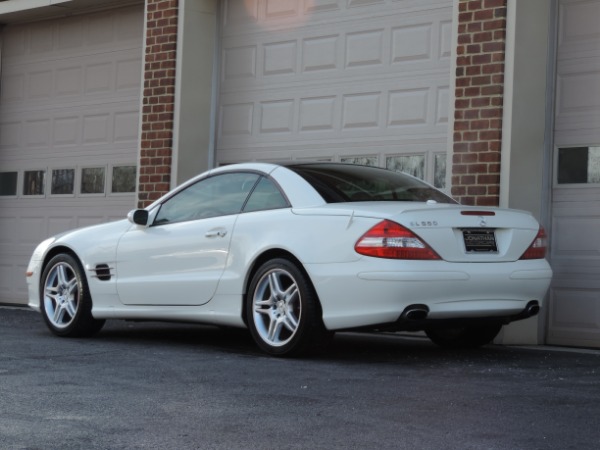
[{"x1": 1, "y1": 306, "x2": 599, "y2": 450}]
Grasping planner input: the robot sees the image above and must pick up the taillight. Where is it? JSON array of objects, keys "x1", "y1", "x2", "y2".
[
  {"x1": 355, "y1": 220, "x2": 441, "y2": 260},
  {"x1": 520, "y1": 226, "x2": 548, "y2": 260}
]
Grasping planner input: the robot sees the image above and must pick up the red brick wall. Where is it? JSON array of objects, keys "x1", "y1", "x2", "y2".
[
  {"x1": 452, "y1": 0, "x2": 507, "y2": 206},
  {"x1": 138, "y1": 0, "x2": 178, "y2": 208}
]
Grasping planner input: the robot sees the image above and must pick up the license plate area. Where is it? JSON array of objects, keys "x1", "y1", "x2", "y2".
[{"x1": 462, "y1": 228, "x2": 498, "y2": 253}]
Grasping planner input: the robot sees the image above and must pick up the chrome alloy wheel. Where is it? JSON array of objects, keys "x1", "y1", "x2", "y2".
[
  {"x1": 43, "y1": 261, "x2": 80, "y2": 329},
  {"x1": 252, "y1": 268, "x2": 302, "y2": 347}
]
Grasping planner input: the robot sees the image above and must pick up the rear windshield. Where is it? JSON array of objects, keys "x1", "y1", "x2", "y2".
[{"x1": 288, "y1": 163, "x2": 457, "y2": 204}]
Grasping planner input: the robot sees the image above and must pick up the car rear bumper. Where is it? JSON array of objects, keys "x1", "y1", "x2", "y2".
[
  {"x1": 370, "y1": 299, "x2": 542, "y2": 332},
  {"x1": 304, "y1": 259, "x2": 553, "y2": 331}
]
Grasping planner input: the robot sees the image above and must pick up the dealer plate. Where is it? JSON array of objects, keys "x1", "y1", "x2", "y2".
[{"x1": 463, "y1": 229, "x2": 498, "y2": 253}]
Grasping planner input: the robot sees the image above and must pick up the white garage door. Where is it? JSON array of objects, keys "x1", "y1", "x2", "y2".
[
  {"x1": 0, "y1": 5, "x2": 144, "y2": 304},
  {"x1": 548, "y1": 0, "x2": 600, "y2": 347},
  {"x1": 217, "y1": 0, "x2": 452, "y2": 188}
]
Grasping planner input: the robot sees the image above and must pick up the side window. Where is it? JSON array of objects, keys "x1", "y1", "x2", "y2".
[
  {"x1": 154, "y1": 172, "x2": 260, "y2": 225},
  {"x1": 557, "y1": 146, "x2": 600, "y2": 184},
  {"x1": 243, "y1": 176, "x2": 288, "y2": 212},
  {"x1": 0, "y1": 172, "x2": 18, "y2": 196}
]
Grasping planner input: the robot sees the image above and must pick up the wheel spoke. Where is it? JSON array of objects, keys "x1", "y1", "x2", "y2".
[
  {"x1": 45, "y1": 289, "x2": 58, "y2": 302},
  {"x1": 254, "y1": 305, "x2": 271, "y2": 316},
  {"x1": 283, "y1": 284, "x2": 299, "y2": 333},
  {"x1": 56, "y1": 264, "x2": 69, "y2": 286},
  {"x1": 267, "y1": 318, "x2": 282, "y2": 342},
  {"x1": 283, "y1": 284, "x2": 298, "y2": 302},
  {"x1": 66, "y1": 277, "x2": 78, "y2": 296},
  {"x1": 53, "y1": 304, "x2": 65, "y2": 324},
  {"x1": 65, "y1": 299, "x2": 77, "y2": 318},
  {"x1": 254, "y1": 294, "x2": 274, "y2": 316},
  {"x1": 255, "y1": 298, "x2": 274, "y2": 308},
  {"x1": 283, "y1": 310, "x2": 298, "y2": 332},
  {"x1": 284, "y1": 287, "x2": 298, "y2": 313},
  {"x1": 267, "y1": 272, "x2": 284, "y2": 297}
]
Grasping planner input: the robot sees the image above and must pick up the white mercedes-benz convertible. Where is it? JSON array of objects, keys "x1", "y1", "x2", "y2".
[{"x1": 26, "y1": 162, "x2": 552, "y2": 356}]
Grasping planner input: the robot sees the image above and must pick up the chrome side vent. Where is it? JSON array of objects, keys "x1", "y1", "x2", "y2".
[{"x1": 94, "y1": 264, "x2": 112, "y2": 281}]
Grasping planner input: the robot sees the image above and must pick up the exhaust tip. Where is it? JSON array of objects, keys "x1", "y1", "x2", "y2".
[
  {"x1": 526, "y1": 302, "x2": 540, "y2": 317},
  {"x1": 401, "y1": 304, "x2": 429, "y2": 321}
]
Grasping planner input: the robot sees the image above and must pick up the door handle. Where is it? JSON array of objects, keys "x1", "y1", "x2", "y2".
[{"x1": 205, "y1": 229, "x2": 227, "y2": 238}]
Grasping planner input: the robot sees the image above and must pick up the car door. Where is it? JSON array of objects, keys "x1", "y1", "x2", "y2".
[{"x1": 115, "y1": 172, "x2": 260, "y2": 306}]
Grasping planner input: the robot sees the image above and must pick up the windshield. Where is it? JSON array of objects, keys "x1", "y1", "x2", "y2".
[{"x1": 288, "y1": 163, "x2": 457, "y2": 204}]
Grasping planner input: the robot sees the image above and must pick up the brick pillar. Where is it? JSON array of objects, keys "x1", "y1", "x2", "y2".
[
  {"x1": 452, "y1": 0, "x2": 507, "y2": 206},
  {"x1": 138, "y1": 0, "x2": 178, "y2": 208}
]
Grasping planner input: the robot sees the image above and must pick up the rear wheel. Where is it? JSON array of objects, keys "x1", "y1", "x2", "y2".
[
  {"x1": 246, "y1": 258, "x2": 329, "y2": 357},
  {"x1": 425, "y1": 324, "x2": 502, "y2": 349},
  {"x1": 40, "y1": 253, "x2": 105, "y2": 337}
]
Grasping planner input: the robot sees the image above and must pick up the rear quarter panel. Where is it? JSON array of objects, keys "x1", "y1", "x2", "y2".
[{"x1": 215, "y1": 208, "x2": 379, "y2": 295}]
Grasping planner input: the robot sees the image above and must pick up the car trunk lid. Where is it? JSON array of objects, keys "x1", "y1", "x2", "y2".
[{"x1": 390, "y1": 206, "x2": 541, "y2": 262}]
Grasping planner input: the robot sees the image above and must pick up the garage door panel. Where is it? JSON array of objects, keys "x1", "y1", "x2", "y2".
[
  {"x1": 0, "y1": 204, "x2": 131, "y2": 247},
  {"x1": 552, "y1": 220, "x2": 600, "y2": 258},
  {"x1": 0, "y1": 263, "x2": 25, "y2": 301},
  {"x1": 556, "y1": 69, "x2": 600, "y2": 117},
  {"x1": 222, "y1": 0, "x2": 450, "y2": 32},
  {"x1": 1, "y1": 107, "x2": 140, "y2": 164},
  {"x1": 0, "y1": 50, "x2": 142, "y2": 110},
  {"x1": 299, "y1": 95, "x2": 336, "y2": 132},
  {"x1": 0, "y1": 264, "x2": 13, "y2": 295},
  {"x1": 220, "y1": 11, "x2": 450, "y2": 91},
  {"x1": 0, "y1": 73, "x2": 25, "y2": 102},
  {"x1": 558, "y1": 0, "x2": 600, "y2": 57},
  {"x1": 548, "y1": 288, "x2": 600, "y2": 347},
  {"x1": 3, "y1": 7, "x2": 143, "y2": 64},
  {"x1": 341, "y1": 92, "x2": 381, "y2": 129},
  {"x1": 550, "y1": 289, "x2": 599, "y2": 329},
  {"x1": 218, "y1": 76, "x2": 449, "y2": 147}
]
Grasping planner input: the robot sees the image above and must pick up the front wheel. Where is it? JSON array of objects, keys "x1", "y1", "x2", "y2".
[
  {"x1": 425, "y1": 323, "x2": 502, "y2": 349},
  {"x1": 40, "y1": 253, "x2": 105, "y2": 337},
  {"x1": 246, "y1": 258, "x2": 329, "y2": 357}
]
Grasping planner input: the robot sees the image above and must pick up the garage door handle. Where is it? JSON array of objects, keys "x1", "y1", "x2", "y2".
[{"x1": 205, "y1": 229, "x2": 227, "y2": 238}]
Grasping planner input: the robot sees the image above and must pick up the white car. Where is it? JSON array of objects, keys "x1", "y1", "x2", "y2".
[{"x1": 26, "y1": 162, "x2": 552, "y2": 356}]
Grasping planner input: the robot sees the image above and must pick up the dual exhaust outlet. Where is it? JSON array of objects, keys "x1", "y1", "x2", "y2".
[{"x1": 399, "y1": 300, "x2": 541, "y2": 323}]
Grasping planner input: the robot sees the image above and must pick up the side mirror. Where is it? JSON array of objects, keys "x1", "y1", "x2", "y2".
[{"x1": 127, "y1": 209, "x2": 149, "y2": 226}]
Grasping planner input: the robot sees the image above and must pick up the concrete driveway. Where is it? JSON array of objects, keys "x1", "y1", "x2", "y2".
[{"x1": 1, "y1": 306, "x2": 599, "y2": 449}]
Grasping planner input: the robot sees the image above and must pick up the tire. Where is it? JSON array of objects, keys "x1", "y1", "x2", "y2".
[
  {"x1": 425, "y1": 323, "x2": 502, "y2": 349},
  {"x1": 40, "y1": 253, "x2": 105, "y2": 337},
  {"x1": 246, "y1": 258, "x2": 329, "y2": 357}
]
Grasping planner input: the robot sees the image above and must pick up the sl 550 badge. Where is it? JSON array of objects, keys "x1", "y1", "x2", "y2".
[{"x1": 409, "y1": 221, "x2": 439, "y2": 227}]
